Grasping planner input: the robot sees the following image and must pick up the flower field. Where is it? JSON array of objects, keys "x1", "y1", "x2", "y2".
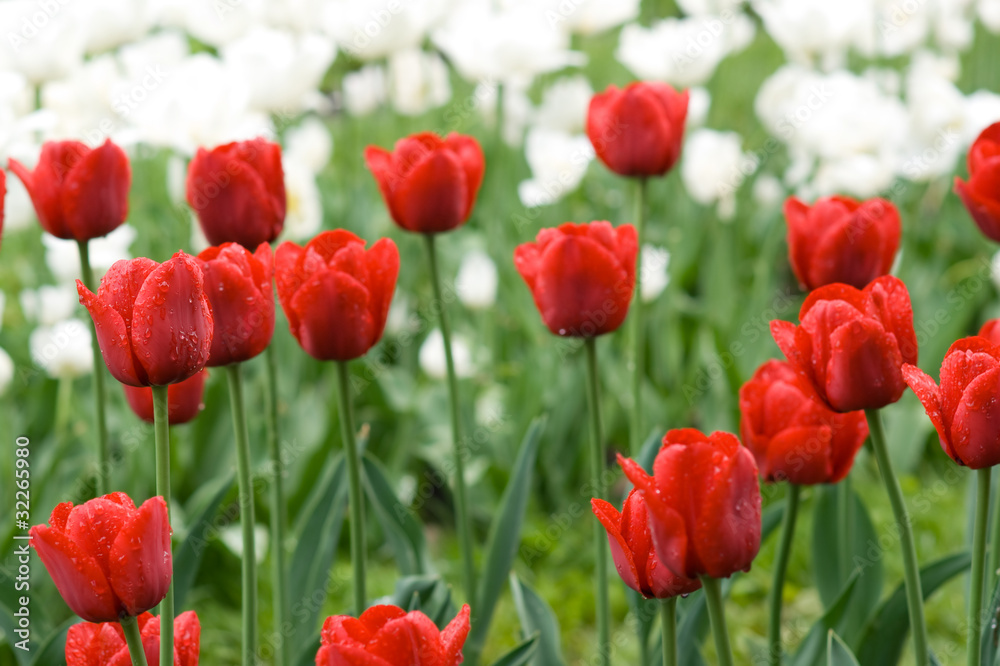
[{"x1": 1, "y1": 0, "x2": 1000, "y2": 665}]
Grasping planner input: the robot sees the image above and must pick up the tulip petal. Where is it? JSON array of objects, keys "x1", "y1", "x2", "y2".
[
  {"x1": 200, "y1": 249, "x2": 273, "y2": 366},
  {"x1": 825, "y1": 318, "x2": 905, "y2": 411},
  {"x1": 30, "y1": 525, "x2": 120, "y2": 622},
  {"x1": 316, "y1": 644, "x2": 394, "y2": 666},
  {"x1": 321, "y1": 615, "x2": 372, "y2": 646},
  {"x1": 364, "y1": 238, "x2": 400, "y2": 340},
  {"x1": 393, "y1": 149, "x2": 468, "y2": 233},
  {"x1": 694, "y1": 447, "x2": 762, "y2": 578},
  {"x1": 289, "y1": 268, "x2": 375, "y2": 361},
  {"x1": 66, "y1": 497, "x2": 132, "y2": 578},
  {"x1": 174, "y1": 611, "x2": 202, "y2": 666},
  {"x1": 240, "y1": 138, "x2": 286, "y2": 222},
  {"x1": 901, "y1": 364, "x2": 951, "y2": 463},
  {"x1": 443, "y1": 134, "x2": 485, "y2": 219},
  {"x1": 275, "y1": 240, "x2": 305, "y2": 332},
  {"x1": 364, "y1": 146, "x2": 404, "y2": 224},
  {"x1": 62, "y1": 140, "x2": 131, "y2": 241},
  {"x1": 108, "y1": 497, "x2": 171, "y2": 617},
  {"x1": 77, "y1": 279, "x2": 148, "y2": 387},
  {"x1": 950, "y1": 367, "x2": 1000, "y2": 469},
  {"x1": 366, "y1": 611, "x2": 445, "y2": 664},
  {"x1": 957, "y1": 166, "x2": 1000, "y2": 244},
  {"x1": 865, "y1": 275, "x2": 917, "y2": 365},
  {"x1": 592, "y1": 498, "x2": 645, "y2": 596},
  {"x1": 66, "y1": 621, "x2": 123, "y2": 666},
  {"x1": 763, "y1": 426, "x2": 834, "y2": 485},
  {"x1": 440, "y1": 604, "x2": 471, "y2": 662},
  {"x1": 131, "y1": 254, "x2": 213, "y2": 385},
  {"x1": 9, "y1": 142, "x2": 90, "y2": 238}
]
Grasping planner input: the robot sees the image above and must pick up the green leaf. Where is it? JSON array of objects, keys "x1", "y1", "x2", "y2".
[
  {"x1": 789, "y1": 572, "x2": 860, "y2": 666},
  {"x1": 289, "y1": 453, "x2": 348, "y2": 665},
  {"x1": 173, "y1": 473, "x2": 234, "y2": 610},
  {"x1": 677, "y1": 503, "x2": 784, "y2": 664},
  {"x1": 490, "y1": 634, "x2": 539, "y2": 666},
  {"x1": 637, "y1": 428, "x2": 665, "y2": 473},
  {"x1": 856, "y1": 552, "x2": 971, "y2": 666},
  {"x1": 28, "y1": 617, "x2": 75, "y2": 666},
  {"x1": 389, "y1": 575, "x2": 457, "y2": 629},
  {"x1": 466, "y1": 416, "x2": 547, "y2": 656},
  {"x1": 979, "y1": 576, "x2": 1000, "y2": 665},
  {"x1": 362, "y1": 454, "x2": 429, "y2": 576},
  {"x1": 509, "y1": 573, "x2": 565, "y2": 666},
  {"x1": 828, "y1": 630, "x2": 861, "y2": 666},
  {"x1": 810, "y1": 484, "x2": 883, "y2": 644}
]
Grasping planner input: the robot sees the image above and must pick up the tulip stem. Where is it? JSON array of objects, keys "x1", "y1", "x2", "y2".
[
  {"x1": 630, "y1": 177, "x2": 647, "y2": 456},
  {"x1": 120, "y1": 615, "x2": 149, "y2": 666},
  {"x1": 151, "y1": 385, "x2": 174, "y2": 666},
  {"x1": 584, "y1": 337, "x2": 610, "y2": 666},
  {"x1": 701, "y1": 576, "x2": 735, "y2": 666},
  {"x1": 265, "y1": 345, "x2": 289, "y2": 666},
  {"x1": 970, "y1": 468, "x2": 991, "y2": 666},
  {"x1": 837, "y1": 475, "x2": 853, "y2": 581},
  {"x1": 424, "y1": 234, "x2": 476, "y2": 610},
  {"x1": 77, "y1": 240, "x2": 110, "y2": 495},
  {"x1": 661, "y1": 597, "x2": 677, "y2": 666},
  {"x1": 335, "y1": 360, "x2": 367, "y2": 615},
  {"x1": 768, "y1": 483, "x2": 800, "y2": 666},
  {"x1": 864, "y1": 408, "x2": 928, "y2": 666},
  {"x1": 226, "y1": 364, "x2": 257, "y2": 666},
  {"x1": 990, "y1": 470, "x2": 1000, "y2": 599}
]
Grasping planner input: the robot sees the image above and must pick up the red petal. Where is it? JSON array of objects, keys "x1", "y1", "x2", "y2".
[
  {"x1": 443, "y1": 134, "x2": 485, "y2": 220},
  {"x1": 30, "y1": 525, "x2": 120, "y2": 622},
  {"x1": 289, "y1": 268, "x2": 375, "y2": 360},
  {"x1": 366, "y1": 611, "x2": 444, "y2": 664},
  {"x1": 62, "y1": 140, "x2": 130, "y2": 241},
  {"x1": 108, "y1": 497, "x2": 171, "y2": 617},
  {"x1": 359, "y1": 605, "x2": 409, "y2": 635},
  {"x1": 364, "y1": 238, "x2": 400, "y2": 344},
  {"x1": 239, "y1": 138, "x2": 286, "y2": 225},
  {"x1": 592, "y1": 498, "x2": 645, "y2": 596},
  {"x1": 131, "y1": 253, "x2": 213, "y2": 385},
  {"x1": 200, "y1": 247, "x2": 273, "y2": 366},
  {"x1": 864, "y1": 275, "x2": 917, "y2": 365},
  {"x1": 693, "y1": 446, "x2": 762, "y2": 577},
  {"x1": 174, "y1": 610, "x2": 202, "y2": 666},
  {"x1": 439, "y1": 604, "x2": 471, "y2": 663},
  {"x1": 77, "y1": 281, "x2": 147, "y2": 387},
  {"x1": 65, "y1": 497, "x2": 132, "y2": 578},
  {"x1": 763, "y1": 426, "x2": 834, "y2": 485},
  {"x1": 9, "y1": 141, "x2": 90, "y2": 238},
  {"x1": 950, "y1": 367, "x2": 1000, "y2": 469},
  {"x1": 825, "y1": 318, "x2": 905, "y2": 411},
  {"x1": 315, "y1": 644, "x2": 393, "y2": 665},
  {"x1": 392, "y1": 148, "x2": 468, "y2": 233},
  {"x1": 364, "y1": 146, "x2": 403, "y2": 225}
]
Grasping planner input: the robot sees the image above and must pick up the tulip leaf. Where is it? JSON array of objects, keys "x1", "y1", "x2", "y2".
[
  {"x1": 789, "y1": 571, "x2": 860, "y2": 666},
  {"x1": 827, "y1": 630, "x2": 861, "y2": 666},
  {"x1": 28, "y1": 616, "x2": 75, "y2": 666},
  {"x1": 389, "y1": 575, "x2": 457, "y2": 630},
  {"x1": 979, "y1": 576, "x2": 1000, "y2": 666},
  {"x1": 810, "y1": 483, "x2": 883, "y2": 644},
  {"x1": 172, "y1": 472, "x2": 234, "y2": 611},
  {"x1": 466, "y1": 416, "x2": 547, "y2": 658},
  {"x1": 677, "y1": 502, "x2": 784, "y2": 664},
  {"x1": 289, "y1": 453, "x2": 348, "y2": 665},
  {"x1": 855, "y1": 552, "x2": 971, "y2": 666},
  {"x1": 0, "y1": 588, "x2": 31, "y2": 666},
  {"x1": 510, "y1": 573, "x2": 565, "y2": 666},
  {"x1": 490, "y1": 634, "x2": 539, "y2": 666},
  {"x1": 362, "y1": 454, "x2": 430, "y2": 576}
]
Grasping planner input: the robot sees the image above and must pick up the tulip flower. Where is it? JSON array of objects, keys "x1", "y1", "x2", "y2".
[
  {"x1": 364, "y1": 132, "x2": 484, "y2": 234},
  {"x1": 770, "y1": 276, "x2": 917, "y2": 413},
  {"x1": 197, "y1": 243, "x2": 274, "y2": 367},
  {"x1": 76, "y1": 252, "x2": 214, "y2": 387},
  {"x1": 30, "y1": 493, "x2": 171, "y2": 623},
  {"x1": 514, "y1": 221, "x2": 638, "y2": 337},
  {"x1": 66, "y1": 611, "x2": 200, "y2": 666},
  {"x1": 902, "y1": 337, "x2": 1000, "y2": 470},
  {"x1": 591, "y1": 490, "x2": 701, "y2": 600},
  {"x1": 316, "y1": 604, "x2": 470, "y2": 666},
  {"x1": 275, "y1": 230, "x2": 399, "y2": 361},
  {"x1": 739, "y1": 360, "x2": 868, "y2": 485},
  {"x1": 955, "y1": 122, "x2": 1000, "y2": 243},
  {"x1": 586, "y1": 82, "x2": 688, "y2": 179},
  {"x1": 619, "y1": 429, "x2": 761, "y2": 666},
  {"x1": 783, "y1": 195, "x2": 901, "y2": 291},
  {"x1": 8, "y1": 139, "x2": 130, "y2": 242},
  {"x1": 186, "y1": 138, "x2": 286, "y2": 249},
  {"x1": 122, "y1": 370, "x2": 208, "y2": 425}
]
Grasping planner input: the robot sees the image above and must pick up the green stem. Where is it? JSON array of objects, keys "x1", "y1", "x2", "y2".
[
  {"x1": 838, "y1": 475, "x2": 853, "y2": 581},
  {"x1": 584, "y1": 338, "x2": 610, "y2": 666},
  {"x1": 120, "y1": 615, "x2": 149, "y2": 666},
  {"x1": 969, "y1": 468, "x2": 991, "y2": 666},
  {"x1": 335, "y1": 361, "x2": 367, "y2": 615},
  {"x1": 630, "y1": 178, "x2": 647, "y2": 456},
  {"x1": 701, "y1": 576, "x2": 735, "y2": 666},
  {"x1": 990, "y1": 469, "x2": 1000, "y2": 599},
  {"x1": 661, "y1": 597, "x2": 677, "y2": 666},
  {"x1": 865, "y1": 409, "x2": 928, "y2": 666},
  {"x1": 77, "y1": 240, "x2": 110, "y2": 495},
  {"x1": 151, "y1": 386, "x2": 173, "y2": 666},
  {"x1": 265, "y1": 345, "x2": 289, "y2": 666},
  {"x1": 424, "y1": 234, "x2": 476, "y2": 608},
  {"x1": 226, "y1": 365, "x2": 257, "y2": 666},
  {"x1": 768, "y1": 484, "x2": 801, "y2": 666}
]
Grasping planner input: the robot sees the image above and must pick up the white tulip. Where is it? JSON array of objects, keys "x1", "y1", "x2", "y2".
[
  {"x1": 640, "y1": 245, "x2": 670, "y2": 303},
  {"x1": 342, "y1": 65, "x2": 387, "y2": 117},
  {"x1": 0, "y1": 347, "x2": 12, "y2": 396},
  {"x1": 681, "y1": 128, "x2": 755, "y2": 218},
  {"x1": 44, "y1": 224, "x2": 136, "y2": 284},
  {"x1": 752, "y1": 0, "x2": 868, "y2": 68},
  {"x1": 30, "y1": 319, "x2": 93, "y2": 379},
  {"x1": 20, "y1": 285, "x2": 77, "y2": 326},
  {"x1": 0, "y1": 0, "x2": 87, "y2": 84},
  {"x1": 324, "y1": 0, "x2": 450, "y2": 61},
  {"x1": 455, "y1": 250, "x2": 498, "y2": 310},
  {"x1": 285, "y1": 117, "x2": 333, "y2": 173},
  {"x1": 517, "y1": 128, "x2": 594, "y2": 208},
  {"x1": 387, "y1": 49, "x2": 451, "y2": 117},
  {"x1": 419, "y1": 329, "x2": 473, "y2": 380},
  {"x1": 279, "y1": 160, "x2": 323, "y2": 242},
  {"x1": 534, "y1": 75, "x2": 593, "y2": 134}
]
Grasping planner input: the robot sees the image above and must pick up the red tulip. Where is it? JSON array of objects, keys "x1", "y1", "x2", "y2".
[
  {"x1": 770, "y1": 276, "x2": 918, "y2": 412},
  {"x1": 586, "y1": 82, "x2": 689, "y2": 178},
  {"x1": 8, "y1": 139, "x2": 130, "y2": 242},
  {"x1": 902, "y1": 337, "x2": 1000, "y2": 469},
  {"x1": 30, "y1": 493, "x2": 171, "y2": 622},
  {"x1": 275, "y1": 230, "x2": 399, "y2": 361},
  {"x1": 955, "y1": 122, "x2": 1000, "y2": 243},
  {"x1": 364, "y1": 132, "x2": 484, "y2": 234},
  {"x1": 66, "y1": 611, "x2": 200, "y2": 666},
  {"x1": 591, "y1": 490, "x2": 702, "y2": 599},
  {"x1": 980, "y1": 319, "x2": 1000, "y2": 346},
  {"x1": 186, "y1": 138, "x2": 286, "y2": 248},
  {"x1": 316, "y1": 604, "x2": 470, "y2": 666},
  {"x1": 197, "y1": 242, "x2": 274, "y2": 366},
  {"x1": 122, "y1": 370, "x2": 208, "y2": 425},
  {"x1": 784, "y1": 195, "x2": 901, "y2": 291},
  {"x1": 739, "y1": 360, "x2": 868, "y2": 485},
  {"x1": 514, "y1": 221, "x2": 637, "y2": 337},
  {"x1": 77, "y1": 252, "x2": 214, "y2": 387},
  {"x1": 618, "y1": 429, "x2": 762, "y2": 580}
]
